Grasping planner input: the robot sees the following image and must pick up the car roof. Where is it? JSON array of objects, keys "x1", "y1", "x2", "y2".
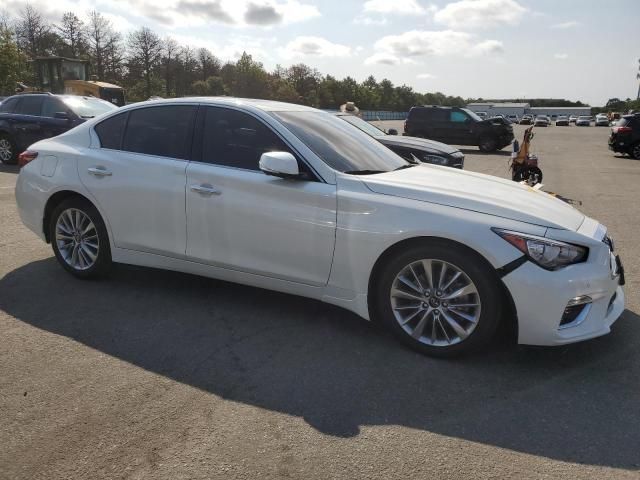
[{"x1": 129, "y1": 96, "x2": 318, "y2": 113}]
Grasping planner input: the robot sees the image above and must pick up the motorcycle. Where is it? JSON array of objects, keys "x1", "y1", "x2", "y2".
[{"x1": 510, "y1": 126, "x2": 543, "y2": 186}]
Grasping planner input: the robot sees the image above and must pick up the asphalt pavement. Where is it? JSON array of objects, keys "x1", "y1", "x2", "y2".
[{"x1": 1, "y1": 123, "x2": 639, "y2": 479}]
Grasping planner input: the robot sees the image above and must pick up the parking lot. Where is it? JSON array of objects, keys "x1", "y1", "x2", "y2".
[{"x1": 1, "y1": 124, "x2": 639, "y2": 479}]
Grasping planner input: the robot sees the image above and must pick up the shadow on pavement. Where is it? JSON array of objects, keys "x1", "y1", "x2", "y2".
[
  {"x1": 0, "y1": 163, "x2": 19, "y2": 174},
  {"x1": 1, "y1": 258, "x2": 638, "y2": 469},
  {"x1": 459, "y1": 148, "x2": 512, "y2": 157}
]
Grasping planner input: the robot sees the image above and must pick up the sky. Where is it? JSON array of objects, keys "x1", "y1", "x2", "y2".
[{"x1": 2, "y1": 0, "x2": 639, "y2": 106}]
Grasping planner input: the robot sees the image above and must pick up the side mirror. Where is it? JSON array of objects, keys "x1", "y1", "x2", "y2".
[
  {"x1": 259, "y1": 151, "x2": 300, "y2": 179},
  {"x1": 387, "y1": 128, "x2": 398, "y2": 135},
  {"x1": 54, "y1": 111, "x2": 70, "y2": 120}
]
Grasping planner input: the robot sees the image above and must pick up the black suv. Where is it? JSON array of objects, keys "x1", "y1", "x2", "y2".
[
  {"x1": 404, "y1": 106, "x2": 514, "y2": 152},
  {"x1": 0, "y1": 93, "x2": 116, "y2": 164},
  {"x1": 609, "y1": 113, "x2": 640, "y2": 159}
]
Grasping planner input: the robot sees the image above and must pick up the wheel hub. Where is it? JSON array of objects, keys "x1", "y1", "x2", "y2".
[{"x1": 55, "y1": 208, "x2": 99, "y2": 271}]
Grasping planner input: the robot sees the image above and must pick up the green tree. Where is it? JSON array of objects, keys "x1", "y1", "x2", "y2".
[
  {"x1": 0, "y1": 25, "x2": 27, "y2": 95},
  {"x1": 231, "y1": 52, "x2": 268, "y2": 98}
]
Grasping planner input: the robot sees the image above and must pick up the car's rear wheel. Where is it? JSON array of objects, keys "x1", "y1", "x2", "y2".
[
  {"x1": 631, "y1": 143, "x2": 640, "y2": 160},
  {"x1": 373, "y1": 241, "x2": 503, "y2": 357},
  {"x1": 49, "y1": 197, "x2": 112, "y2": 279},
  {"x1": 478, "y1": 137, "x2": 497, "y2": 152},
  {"x1": 0, "y1": 134, "x2": 17, "y2": 164}
]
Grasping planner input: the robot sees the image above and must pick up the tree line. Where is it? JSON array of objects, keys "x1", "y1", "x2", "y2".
[{"x1": 0, "y1": 5, "x2": 602, "y2": 111}]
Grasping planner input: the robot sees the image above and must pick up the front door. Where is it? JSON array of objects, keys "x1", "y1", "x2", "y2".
[
  {"x1": 78, "y1": 104, "x2": 197, "y2": 256},
  {"x1": 186, "y1": 106, "x2": 337, "y2": 286}
]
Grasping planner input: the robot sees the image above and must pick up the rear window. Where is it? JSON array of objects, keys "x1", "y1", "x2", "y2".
[
  {"x1": 95, "y1": 112, "x2": 128, "y2": 150},
  {"x1": 0, "y1": 97, "x2": 19, "y2": 113},
  {"x1": 122, "y1": 105, "x2": 196, "y2": 159}
]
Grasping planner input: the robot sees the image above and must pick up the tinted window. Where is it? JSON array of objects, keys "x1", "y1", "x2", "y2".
[
  {"x1": 95, "y1": 112, "x2": 128, "y2": 150},
  {"x1": 410, "y1": 108, "x2": 447, "y2": 122},
  {"x1": 450, "y1": 111, "x2": 468, "y2": 123},
  {"x1": 0, "y1": 97, "x2": 19, "y2": 113},
  {"x1": 41, "y1": 98, "x2": 66, "y2": 118},
  {"x1": 15, "y1": 96, "x2": 44, "y2": 116},
  {"x1": 202, "y1": 107, "x2": 291, "y2": 171},
  {"x1": 272, "y1": 111, "x2": 408, "y2": 173},
  {"x1": 123, "y1": 106, "x2": 195, "y2": 159}
]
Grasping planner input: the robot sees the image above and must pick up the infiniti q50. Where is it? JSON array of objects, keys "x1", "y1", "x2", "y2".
[{"x1": 15, "y1": 98, "x2": 625, "y2": 356}]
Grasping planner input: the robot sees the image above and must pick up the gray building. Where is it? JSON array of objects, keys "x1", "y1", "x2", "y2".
[{"x1": 467, "y1": 102, "x2": 590, "y2": 118}]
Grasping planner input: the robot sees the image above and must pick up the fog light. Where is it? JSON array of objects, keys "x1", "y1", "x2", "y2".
[{"x1": 559, "y1": 296, "x2": 592, "y2": 328}]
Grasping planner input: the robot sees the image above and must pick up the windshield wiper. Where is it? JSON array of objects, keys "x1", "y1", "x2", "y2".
[{"x1": 343, "y1": 169, "x2": 387, "y2": 175}]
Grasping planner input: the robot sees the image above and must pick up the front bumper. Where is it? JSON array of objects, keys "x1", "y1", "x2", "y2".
[{"x1": 501, "y1": 223, "x2": 625, "y2": 346}]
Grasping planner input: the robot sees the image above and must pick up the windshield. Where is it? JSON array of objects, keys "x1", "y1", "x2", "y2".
[
  {"x1": 271, "y1": 111, "x2": 409, "y2": 173},
  {"x1": 337, "y1": 114, "x2": 386, "y2": 137},
  {"x1": 62, "y1": 96, "x2": 117, "y2": 118},
  {"x1": 578, "y1": 116, "x2": 590, "y2": 120},
  {"x1": 461, "y1": 108, "x2": 482, "y2": 121}
]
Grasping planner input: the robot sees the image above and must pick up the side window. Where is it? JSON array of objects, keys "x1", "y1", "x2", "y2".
[
  {"x1": 95, "y1": 112, "x2": 128, "y2": 150},
  {"x1": 450, "y1": 111, "x2": 468, "y2": 123},
  {"x1": 15, "y1": 96, "x2": 44, "y2": 116},
  {"x1": 202, "y1": 107, "x2": 291, "y2": 171},
  {"x1": 41, "y1": 98, "x2": 66, "y2": 118},
  {"x1": 122, "y1": 105, "x2": 195, "y2": 159},
  {"x1": 0, "y1": 98, "x2": 19, "y2": 113}
]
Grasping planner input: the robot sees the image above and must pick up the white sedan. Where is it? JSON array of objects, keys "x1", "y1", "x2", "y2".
[{"x1": 14, "y1": 98, "x2": 625, "y2": 357}]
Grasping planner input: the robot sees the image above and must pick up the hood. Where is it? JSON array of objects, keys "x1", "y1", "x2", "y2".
[
  {"x1": 379, "y1": 135, "x2": 460, "y2": 155},
  {"x1": 361, "y1": 165, "x2": 585, "y2": 230}
]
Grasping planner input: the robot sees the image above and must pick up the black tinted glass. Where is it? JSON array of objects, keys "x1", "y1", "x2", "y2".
[
  {"x1": 202, "y1": 107, "x2": 290, "y2": 170},
  {"x1": 41, "y1": 98, "x2": 65, "y2": 118},
  {"x1": 16, "y1": 96, "x2": 44, "y2": 116},
  {"x1": 95, "y1": 112, "x2": 128, "y2": 150},
  {"x1": 0, "y1": 97, "x2": 19, "y2": 113},
  {"x1": 123, "y1": 106, "x2": 195, "y2": 159},
  {"x1": 272, "y1": 111, "x2": 408, "y2": 173}
]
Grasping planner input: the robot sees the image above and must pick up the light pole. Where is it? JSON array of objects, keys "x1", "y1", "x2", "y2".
[{"x1": 637, "y1": 58, "x2": 640, "y2": 100}]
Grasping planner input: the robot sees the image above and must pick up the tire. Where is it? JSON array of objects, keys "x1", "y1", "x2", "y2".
[
  {"x1": 49, "y1": 197, "x2": 112, "y2": 279},
  {"x1": 372, "y1": 240, "x2": 504, "y2": 357},
  {"x1": 0, "y1": 133, "x2": 17, "y2": 165},
  {"x1": 631, "y1": 143, "x2": 640, "y2": 160},
  {"x1": 478, "y1": 137, "x2": 497, "y2": 152}
]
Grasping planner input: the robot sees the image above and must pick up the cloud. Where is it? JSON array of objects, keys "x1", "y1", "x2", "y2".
[
  {"x1": 244, "y1": 2, "x2": 283, "y2": 25},
  {"x1": 363, "y1": 0, "x2": 426, "y2": 15},
  {"x1": 280, "y1": 36, "x2": 351, "y2": 59},
  {"x1": 554, "y1": 53, "x2": 569, "y2": 60},
  {"x1": 367, "y1": 30, "x2": 504, "y2": 65},
  {"x1": 434, "y1": 0, "x2": 527, "y2": 29},
  {"x1": 551, "y1": 20, "x2": 580, "y2": 29},
  {"x1": 417, "y1": 73, "x2": 436, "y2": 79},
  {"x1": 353, "y1": 16, "x2": 388, "y2": 26},
  {"x1": 177, "y1": 0, "x2": 236, "y2": 24}
]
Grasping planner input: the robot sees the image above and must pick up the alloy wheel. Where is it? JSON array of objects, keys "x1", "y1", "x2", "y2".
[
  {"x1": 55, "y1": 208, "x2": 100, "y2": 271},
  {"x1": 390, "y1": 259, "x2": 481, "y2": 347},
  {"x1": 0, "y1": 138, "x2": 13, "y2": 163}
]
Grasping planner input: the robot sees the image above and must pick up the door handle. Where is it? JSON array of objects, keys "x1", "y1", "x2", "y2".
[
  {"x1": 190, "y1": 184, "x2": 221, "y2": 196},
  {"x1": 87, "y1": 167, "x2": 112, "y2": 177}
]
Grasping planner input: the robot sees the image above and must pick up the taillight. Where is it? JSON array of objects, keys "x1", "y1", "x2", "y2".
[
  {"x1": 614, "y1": 126, "x2": 632, "y2": 133},
  {"x1": 18, "y1": 150, "x2": 38, "y2": 167}
]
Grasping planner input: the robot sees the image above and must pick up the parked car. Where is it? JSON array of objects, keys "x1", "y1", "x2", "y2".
[
  {"x1": 519, "y1": 115, "x2": 533, "y2": 125},
  {"x1": 576, "y1": 116, "x2": 591, "y2": 126},
  {"x1": 507, "y1": 114, "x2": 519, "y2": 123},
  {"x1": 595, "y1": 114, "x2": 610, "y2": 127},
  {"x1": 534, "y1": 115, "x2": 550, "y2": 127},
  {"x1": 0, "y1": 93, "x2": 117, "y2": 164},
  {"x1": 609, "y1": 113, "x2": 640, "y2": 159},
  {"x1": 404, "y1": 106, "x2": 514, "y2": 152},
  {"x1": 569, "y1": 115, "x2": 578, "y2": 123},
  {"x1": 336, "y1": 113, "x2": 464, "y2": 168},
  {"x1": 15, "y1": 98, "x2": 625, "y2": 357},
  {"x1": 555, "y1": 116, "x2": 570, "y2": 126}
]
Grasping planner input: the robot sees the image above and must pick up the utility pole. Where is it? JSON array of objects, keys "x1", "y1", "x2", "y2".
[{"x1": 637, "y1": 58, "x2": 640, "y2": 100}]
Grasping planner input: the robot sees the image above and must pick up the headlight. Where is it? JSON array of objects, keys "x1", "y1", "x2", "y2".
[
  {"x1": 423, "y1": 154, "x2": 449, "y2": 165},
  {"x1": 492, "y1": 229, "x2": 588, "y2": 270}
]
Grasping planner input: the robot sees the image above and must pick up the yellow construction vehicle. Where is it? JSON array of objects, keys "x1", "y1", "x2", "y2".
[{"x1": 17, "y1": 56, "x2": 125, "y2": 106}]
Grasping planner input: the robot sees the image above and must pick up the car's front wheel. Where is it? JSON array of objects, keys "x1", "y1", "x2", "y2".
[
  {"x1": 373, "y1": 241, "x2": 503, "y2": 357},
  {"x1": 49, "y1": 197, "x2": 112, "y2": 279},
  {"x1": 478, "y1": 137, "x2": 497, "y2": 152}
]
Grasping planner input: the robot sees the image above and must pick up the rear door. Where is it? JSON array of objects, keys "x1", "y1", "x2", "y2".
[
  {"x1": 79, "y1": 104, "x2": 197, "y2": 256},
  {"x1": 185, "y1": 106, "x2": 336, "y2": 285}
]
